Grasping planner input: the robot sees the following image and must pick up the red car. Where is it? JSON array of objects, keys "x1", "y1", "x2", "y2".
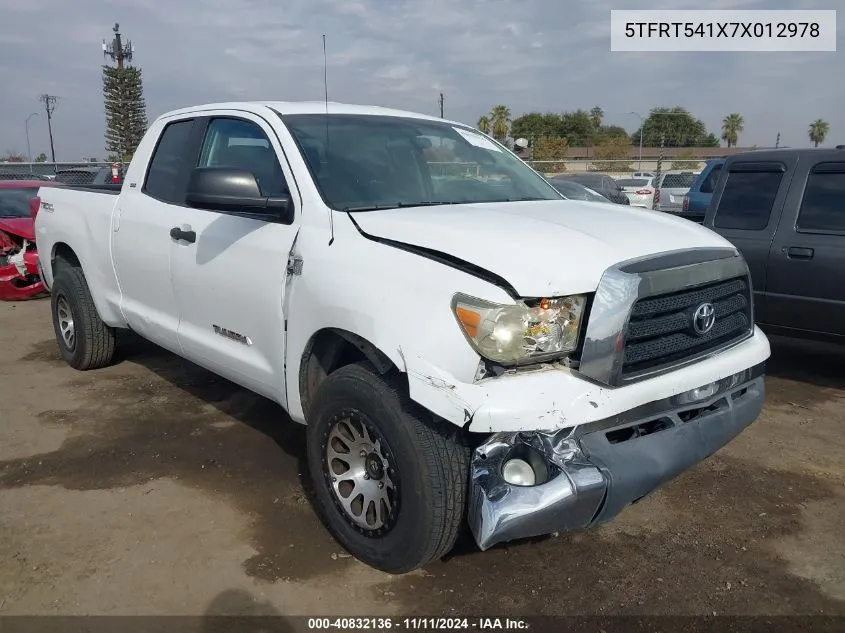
[{"x1": 0, "y1": 179, "x2": 62, "y2": 300}]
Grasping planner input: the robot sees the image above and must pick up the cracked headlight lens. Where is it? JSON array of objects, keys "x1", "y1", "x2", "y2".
[{"x1": 452, "y1": 292, "x2": 586, "y2": 365}]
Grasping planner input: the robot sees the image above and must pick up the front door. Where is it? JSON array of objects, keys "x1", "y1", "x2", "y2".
[{"x1": 169, "y1": 114, "x2": 300, "y2": 403}]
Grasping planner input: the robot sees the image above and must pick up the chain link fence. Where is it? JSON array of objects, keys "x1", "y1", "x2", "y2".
[
  {"x1": 1, "y1": 157, "x2": 708, "y2": 186},
  {"x1": 0, "y1": 162, "x2": 130, "y2": 185},
  {"x1": 526, "y1": 159, "x2": 705, "y2": 177}
]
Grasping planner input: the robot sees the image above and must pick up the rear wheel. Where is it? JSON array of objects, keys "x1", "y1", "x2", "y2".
[
  {"x1": 51, "y1": 266, "x2": 116, "y2": 370},
  {"x1": 306, "y1": 363, "x2": 470, "y2": 573}
]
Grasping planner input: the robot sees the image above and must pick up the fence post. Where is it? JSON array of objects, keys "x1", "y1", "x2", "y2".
[{"x1": 652, "y1": 134, "x2": 665, "y2": 210}]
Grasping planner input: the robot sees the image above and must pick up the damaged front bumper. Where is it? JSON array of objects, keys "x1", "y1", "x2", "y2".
[{"x1": 468, "y1": 363, "x2": 765, "y2": 550}]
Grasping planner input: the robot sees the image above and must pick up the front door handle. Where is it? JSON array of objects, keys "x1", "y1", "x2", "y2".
[
  {"x1": 785, "y1": 246, "x2": 814, "y2": 259},
  {"x1": 170, "y1": 225, "x2": 196, "y2": 244}
]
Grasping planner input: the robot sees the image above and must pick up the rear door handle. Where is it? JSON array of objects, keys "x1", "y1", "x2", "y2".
[
  {"x1": 170, "y1": 225, "x2": 196, "y2": 244},
  {"x1": 785, "y1": 246, "x2": 814, "y2": 259}
]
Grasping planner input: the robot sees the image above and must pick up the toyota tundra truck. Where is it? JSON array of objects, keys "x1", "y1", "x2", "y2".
[{"x1": 33, "y1": 101, "x2": 770, "y2": 573}]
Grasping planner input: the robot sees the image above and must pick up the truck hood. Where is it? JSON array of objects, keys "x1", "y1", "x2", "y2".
[
  {"x1": 0, "y1": 218, "x2": 35, "y2": 241},
  {"x1": 349, "y1": 200, "x2": 734, "y2": 297}
]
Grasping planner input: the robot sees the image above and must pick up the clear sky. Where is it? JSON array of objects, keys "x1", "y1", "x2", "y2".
[{"x1": 1, "y1": 0, "x2": 842, "y2": 160}]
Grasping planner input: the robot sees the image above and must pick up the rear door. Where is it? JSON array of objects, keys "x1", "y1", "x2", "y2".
[
  {"x1": 706, "y1": 156, "x2": 798, "y2": 323},
  {"x1": 169, "y1": 112, "x2": 301, "y2": 403},
  {"x1": 765, "y1": 159, "x2": 845, "y2": 336},
  {"x1": 112, "y1": 116, "x2": 200, "y2": 353}
]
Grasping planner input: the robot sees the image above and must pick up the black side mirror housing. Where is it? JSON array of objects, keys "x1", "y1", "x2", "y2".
[{"x1": 185, "y1": 166, "x2": 293, "y2": 223}]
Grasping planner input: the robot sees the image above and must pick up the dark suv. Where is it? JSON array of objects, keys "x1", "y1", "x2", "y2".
[{"x1": 703, "y1": 148, "x2": 845, "y2": 343}]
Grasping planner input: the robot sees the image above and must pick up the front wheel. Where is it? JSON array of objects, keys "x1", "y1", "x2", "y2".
[{"x1": 306, "y1": 363, "x2": 470, "y2": 573}]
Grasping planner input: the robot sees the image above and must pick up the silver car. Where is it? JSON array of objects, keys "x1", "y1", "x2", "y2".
[
  {"x1": 615, "y1": 177, "x2": 654, "y2": 208},
  {"x1": 653, "y1": 171, "x2": 697, "y2": 213}
]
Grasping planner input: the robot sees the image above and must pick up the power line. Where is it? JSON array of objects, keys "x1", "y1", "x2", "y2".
[{"x1": 39, "y1": 94, "x2": 58, "y2": 162}]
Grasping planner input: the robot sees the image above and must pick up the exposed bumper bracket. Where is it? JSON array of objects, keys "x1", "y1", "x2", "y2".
[{"x1": 468, "y1": 366, "x2": 765, "y2": 550}]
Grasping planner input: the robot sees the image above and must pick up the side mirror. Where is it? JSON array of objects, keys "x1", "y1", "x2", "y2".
[{"x1": 185, "y1": 167, "x2": 293, "y2": 222}]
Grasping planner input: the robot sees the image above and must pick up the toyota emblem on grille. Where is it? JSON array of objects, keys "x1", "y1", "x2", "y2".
[{"x1": 692, "y1": 302, "x2": 716, "y2": 335}]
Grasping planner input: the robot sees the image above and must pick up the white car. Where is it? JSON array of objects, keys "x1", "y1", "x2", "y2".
[
  {"x1": 34, "y1": 101, "x2": 770, "y2": 573},
  {"x1": 615, "y1": 176, "x2": 655, "y2": 208}
]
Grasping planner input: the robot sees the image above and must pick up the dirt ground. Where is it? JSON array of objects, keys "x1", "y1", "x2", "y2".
[{"x1": 1, "y1": 298, "x2": 844, "y2": 617}]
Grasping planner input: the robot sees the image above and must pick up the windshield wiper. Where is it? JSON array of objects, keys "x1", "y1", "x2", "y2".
[{"x1": 343, "y1": 201, "x2": 453, "y2": 212}]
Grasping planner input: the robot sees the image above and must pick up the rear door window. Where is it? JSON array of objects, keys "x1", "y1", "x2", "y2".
[
  {"x1": 699, "y1": 164, "x2": 723, "y2": 194},
  {"x1": 796, "y1": 163, "x2": 845, "y2": 234},
  {"x1": 143, "y1": 119, "x2": 195, "y2": 203},
  {"x1": 714, "y1": 164, "x2": 784, "y2": 230}
]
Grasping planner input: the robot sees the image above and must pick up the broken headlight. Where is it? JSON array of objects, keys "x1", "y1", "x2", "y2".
[{"x1": 452, "y1": 292, "x2": 586, "y2": 365}]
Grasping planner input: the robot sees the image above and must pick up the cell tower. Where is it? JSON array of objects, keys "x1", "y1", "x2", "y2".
[{"x1": 102, "y1": 23, "x2": 134, "y2": 68}]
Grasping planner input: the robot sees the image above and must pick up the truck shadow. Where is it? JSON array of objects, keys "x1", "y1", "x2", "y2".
[
  {"x1": 202, "y1": 588, "x2": 292, "y2": 632},
  {"x1": 113, "y1": 330, "x2": 324, "y2": 511},
  {"x1": 764, "y1": 333, "x2": 845, "y2": 390}
]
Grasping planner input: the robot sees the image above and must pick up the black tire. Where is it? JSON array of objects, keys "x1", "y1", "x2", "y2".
[
  {"x1": 307, "y1": 362, "x2": 470, "y2": 573},
  {"x1": 51, "y1": 266, "x2": 116, "y2": 370}
]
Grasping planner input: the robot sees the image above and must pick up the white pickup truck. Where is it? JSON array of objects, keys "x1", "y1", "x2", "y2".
[{"x1": 34, "y1": 101, "x2": 770, "y2": 573}]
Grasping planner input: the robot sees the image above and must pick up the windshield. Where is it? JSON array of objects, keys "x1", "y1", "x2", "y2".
[
  {"x1": 0, "y1": 187, "x2": 38, "y2": 218},
  {"x1": 280, "y1": 114, "x2": 562, "y2": 211},
  {"x1": 660, "y1": 173, "x2": 697, "y2": 189},
  {"x1": 617, "y1": 178, "x2": 649, "y2": 188},
  {"x1": 55, "y1": 170, "x2": 97, "y2": 185}
]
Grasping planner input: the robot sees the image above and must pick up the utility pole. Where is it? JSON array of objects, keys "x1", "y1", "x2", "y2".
[
  {"x1": 25, "y1": 112, "x2": 38, "y2": 168},
  {"x1": 39, "y1": 94, "x2": 58, "y2": 162},
  {"x1": 103, "y1": 22, "x2": 133, "y2": 68},
  {"x1": 775, "y1": 132, "x2": 780, "y2": 149},
  {"x1": 438, "y1": 93, "x2": 444, "y2": 118}
]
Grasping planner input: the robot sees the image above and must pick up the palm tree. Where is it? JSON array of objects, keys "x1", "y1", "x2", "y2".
[
  {"x1": 476, "y1": 115, "x2": 491, "y2": 135},
  {"x1": 590, "y1": 106, "x2": 604, "y2": 130},
  {"x1": 721, "y1": 113, "x2": 744, "y2": 148},
  {"x1": 489, "y1": 105, "x2": 512, "y2": 142},
  {"x1": 808, "y1": 119, "x2": 830, "y2": 147}
]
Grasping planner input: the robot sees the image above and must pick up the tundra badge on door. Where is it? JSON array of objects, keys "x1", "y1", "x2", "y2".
[{"x1": 213, "y1": 324, "x2": 252, "y2": 346}]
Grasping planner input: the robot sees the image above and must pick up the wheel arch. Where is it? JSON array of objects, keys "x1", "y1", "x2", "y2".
[
  {"x1": 49, "y1": 241, "x2": 125, "y2": 326},
  {"x1": 298, "y1": 328, "x2": 403, "y2": 421}
]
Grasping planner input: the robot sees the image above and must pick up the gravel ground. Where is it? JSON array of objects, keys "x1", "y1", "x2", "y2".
[{"x1": 1, "y1": 298, "x2": 844, "y2": 616}]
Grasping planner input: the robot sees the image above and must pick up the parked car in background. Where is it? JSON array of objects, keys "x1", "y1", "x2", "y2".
[
  {"x1": 54, "y1": 165, "x2": 122, "y2": 186},
  {"x1": 682, "y1": 159, "x2": 725, "y2": 222},
  {"x1": 545, "y1": 178, "x2": 611, "y2": 203},
  {"x1": 632, "y1": 171, "x2": 654, "y2": 178},
  {"x1": 0, "y1": 179, "x2": 63, "y2": 300},
  {"x1": 550, "y1": 173, "x2": 630, "y2": 204},
  {"x1": 704, "y1": 148, "x2": 845, "y2": 343},
  {"x1": 34, "y1": 100, "x2": 769, "y2": 573},
  {"x1": 653, "y1": 171, "x2": 697, "y2": 214},
  {"x1": 615, "y1": 176, "x2": 654, "y2": 208}
]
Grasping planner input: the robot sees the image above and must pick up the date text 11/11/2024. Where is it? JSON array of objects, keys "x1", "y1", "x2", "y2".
[{"x1": 307, "y1": 617, "x2": 530, "y2": 630}]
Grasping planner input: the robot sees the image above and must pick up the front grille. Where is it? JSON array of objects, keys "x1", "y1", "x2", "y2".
[{"x1": 621, "y1": 276, "x2": 752, "y2": 377}]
